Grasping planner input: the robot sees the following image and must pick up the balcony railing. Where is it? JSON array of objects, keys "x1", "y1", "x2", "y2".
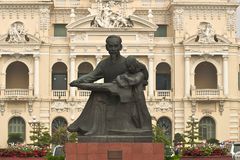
[
  {"x1": 1, "y1": 88, "x2": 33, "y2": 98},
  {"x1": 191, "y1": 88, "x2": 223, "y2": 98},
  {"x1": 196, "y1": 89, "x2": 220, "y2": 96},
  {"x1": 53, "y1": 0, "x2": 80, "y2": 7},
  {"x1": 77, "y1": 90, "x2": 91, "y2": 99},
  {"x1": 155, "y1": 90, "x2": 171, "y2": 99},
  {"x1": 138, "y1": 0, "x2": 170, "y2": 8},
  {"x1": 52, "y1": 90, "x2": 69, "y2": 99}
]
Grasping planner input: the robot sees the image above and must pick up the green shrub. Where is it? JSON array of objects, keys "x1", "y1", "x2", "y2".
[
  {"x1": 52, "y1": 126, "x2": 78, "y2": 145},
  {"x1": 206, "y1": 138, "x2": 219, "y2": 145},
  {"x1": 173, "y1": 133, "x2": 185, "y2": 146},
  {"x1": 7, "y1": 133, "x2": 24, "y2": 144},
  {"x1": 152, "y1": 124, "x2": 170, "y2": 145},
  {"x1": 46, "y1": 155, "x2": 65, "y2": 160},
  {"x1": 165, "y1": 155, "x2": 180, "y2": 160}
]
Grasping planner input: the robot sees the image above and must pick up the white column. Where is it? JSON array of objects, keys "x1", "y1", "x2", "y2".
[
  {"x1": 148, "y1": 55, "x2": 154, "y2": 98},
  {"x1": 34, "y1": 55, "x2": 40, "y2": 97},
  {"x1": 70, "y1": 55, "x2": 76, "y2": 97},
  {"x1": 223, "y1": 55, "x2": 229, "y2": 96},
  {"x1": 184, "y1": 55, "x2": 191, "y2": 97},
  {"x1": 95, "y1": 55, "x2": 103, "y2": 83}
]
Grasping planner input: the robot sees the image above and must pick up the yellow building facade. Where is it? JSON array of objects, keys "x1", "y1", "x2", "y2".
[{"x1": 0, "y1": 0, "x2": 239, "y2": 147}]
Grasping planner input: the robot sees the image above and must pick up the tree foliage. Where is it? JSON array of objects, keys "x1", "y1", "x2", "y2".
[
  {"x1": 52, "y1": 126, "x2": 78, "y2": 145},
  {"x1": 152, "y1": 124, "x2": 170, "y2": 145},
  {"x1": 173, "y1": 133, "x2": 185, "y2": 146},
  {"x1": 184, "y1": 116, "x2": 200, "y2": 147},
  {"x1": 7, "y1": 133, "x2": 24, "y2": 144},
  {"x1": 29, "y1": 122, "x2": 51, "y2": 148}
]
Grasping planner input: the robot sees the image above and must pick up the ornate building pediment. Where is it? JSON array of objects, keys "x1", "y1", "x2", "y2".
[
  {"x1": 183, "y1": 34, "x2": 231, "y2": 45},
  {"x1": 0, "y1": 21, "x2": 42, "y2": 45},
  {"x1": 0, "y1": 34, "x2": 42, "y2": 45},
  {"x1": 0, "y1": 35, "x2": 41, "y2": 55},
  {"x1": 0, "y1": 26, "x2": 42, "y2": 54},
  {"x1": 66, "y1": 14, "x2": 157, "y2": 31},
  {"x1": 183, "y1": 22, "x2": 231, "y2": 45},
  {"x1": 183, "y1": 33, "x2": 231, "y2": 56}
]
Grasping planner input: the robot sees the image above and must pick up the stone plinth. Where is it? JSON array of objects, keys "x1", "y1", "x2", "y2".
[
  {"x1": 65, "y1": 142, "x2": 164, "y2": 160},
  {"x1": 78, "y1": 135, "x2": 152, "y2": 142}
]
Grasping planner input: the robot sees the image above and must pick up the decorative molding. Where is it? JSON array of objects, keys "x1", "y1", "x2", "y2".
[
  {"x1": 173, "y1": 8, "x2": 184, "y2": 31},
  {"x1": 202, "y1": 109, "x2": 212, "y2": 116},
  {"x1": 28, "y1": 100, "x2": 33, "y2": 115},
  {"x1": 148, "y1": 100, "x2": 173, "y2": 113},
  {"x1": 191, "y1": 101, "x2": 196, "y2": 115},
  {"x1": 71, "y1": 33, "x2": 87, "y2": 43},
  {"x1": 75, "y1": 102, "x2": 86, "y2": 112},
  {"x1": 11, "y1": 109, "x2": 22, "y2": 116},
  {"x1": 219, "y1": 100, "x2": 224, "y2": 115},
  {"x1": 39, "y1": 6, "x2": 50, "y2": 31},
  {"x1": 51, "y1": 101, "x2": 70, "y2": 113},
  {"x1": 51, "y1": 101, "x2": 87, "y2": 113},
  {"x1": 0, "y1": 101, "x2": 5, "y2": 116},
  {"x1": 226, "y1": 9, "x2": 235, "y2": 31}
]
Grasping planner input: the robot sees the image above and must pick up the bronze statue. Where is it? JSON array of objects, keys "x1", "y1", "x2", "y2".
[{"x1": 68, "y1": 35, "x2": 152, "y2": 140}]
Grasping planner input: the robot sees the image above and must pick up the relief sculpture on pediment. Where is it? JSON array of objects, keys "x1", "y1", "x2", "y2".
[
  {"x1": 196, "y1": 22, "x2": 216, "y2": 43},
  {"x1": 90, "y1": 0, "x2": 133, "y2": 28},
  {"x1": 6, "y1": 22, "x2": 29, "y2": 43}
]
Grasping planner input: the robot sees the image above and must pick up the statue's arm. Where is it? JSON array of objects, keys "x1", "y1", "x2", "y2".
[
  {"x1": 123, "y1": 72, "x2": 144, "y2": 86},
  {"x1": 70, "y1": 63, "x2": 104, "y2": 87}
]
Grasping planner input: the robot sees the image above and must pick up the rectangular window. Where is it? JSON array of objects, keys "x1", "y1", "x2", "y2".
[
  {"x1": 154, "y1": 25, "x2": 167, "y2": 37},
  {"x1": 52, "y1": 74, "x2": 67, "y2": 90},
  {"x1": 54, "y1": 24, "x2": 67, "y2": 37},
  {"x1": 156, "y1": 74, "x2": 171, "y2": 90}
]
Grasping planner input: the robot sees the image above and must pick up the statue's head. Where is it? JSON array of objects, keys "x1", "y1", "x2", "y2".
[
  {"x1": 126, "y1": 56, "x2": 139, "y2": 74},
  {"x1": 106, "y1": 35, "x2": 122, "y2": 56}
]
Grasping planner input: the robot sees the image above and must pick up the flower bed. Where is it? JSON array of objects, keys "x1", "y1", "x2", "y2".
[
  {"x1": 182, "y1": 146, "x2": 228, "y2": 156},
  {"x1": 0, "y1": 144, "x2": 48, "y2": 159},
  {"x1": 181, "y1": 155, "x2": 232, "y2": 160},
  {"x1": 180, "y1": 146, "x2": 231, "y2": 160}
]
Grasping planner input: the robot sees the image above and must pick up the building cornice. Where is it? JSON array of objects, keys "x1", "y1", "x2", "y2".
[
  {"x1": 0, "y1": 1, "x2": 52, "y2": 5},
  {"x1": 170, "y1": 2, "x2": 238, "y2": 10}
]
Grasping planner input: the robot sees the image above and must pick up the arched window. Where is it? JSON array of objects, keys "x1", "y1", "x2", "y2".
[
  {"x1": 52, "y1": 62, "x2": 68, "y2": 90},
  {"x1": 195, "y1": 62, "x2": 217, "y2": 89},
  {"x1": 8, "y1": 117, "x2": 26, "y2": 141},
  {"x1": 156, "y1": 62, "x2": 171, "y2": 90},
  {"x1": 199, "y1": 117, "x2": 216, "y2": 140},
  {"x1": 78, "y1": 62, "x2": 93, "y2": 78},
  {"x1": 157, "y1": 117, "x2": 172, "y2": 141},
  {"x1": 52, "y1": 117, "x2": 68, "y2": 134},
  {"x1": 6, "y1": 61, "x2": 29, "y2": 89}
]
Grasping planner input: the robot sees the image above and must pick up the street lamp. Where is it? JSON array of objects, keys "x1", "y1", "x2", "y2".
[{"x1": 28, "y1": 116, "x2": 41, "y2": 134}]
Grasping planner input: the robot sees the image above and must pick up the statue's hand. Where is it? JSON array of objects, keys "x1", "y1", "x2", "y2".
[{"x1": 69, "y1": 80, "x2": 80, "y2": 87}]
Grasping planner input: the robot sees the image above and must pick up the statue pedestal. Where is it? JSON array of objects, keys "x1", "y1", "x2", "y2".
[
  {"x1": 65, "y1": 142, "x2": 164, "y2": 160},
  {"x1": 78, "y1": 135, "x2": 152, "y2": 142}
]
